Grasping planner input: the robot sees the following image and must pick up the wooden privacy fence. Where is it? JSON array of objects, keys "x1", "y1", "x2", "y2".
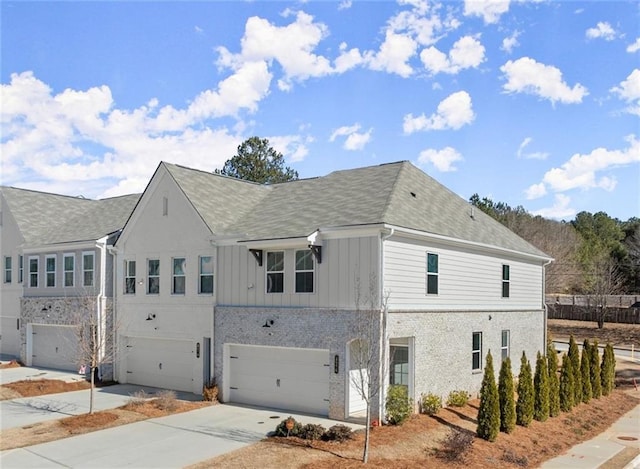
[{"x1": 546, "y1": 303, "x2": 640, "y2": 325}]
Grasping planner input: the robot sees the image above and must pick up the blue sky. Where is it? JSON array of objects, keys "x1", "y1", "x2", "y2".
[{"x1": 1, "y1": 1, "x2": 639, "y2": 221}]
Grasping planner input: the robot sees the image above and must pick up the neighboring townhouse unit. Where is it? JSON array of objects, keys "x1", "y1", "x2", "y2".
[
  {"x1": 114, "y1": 161, "x2": 552, "y2": 421},
  {"x1": 0, "y1": 187, "x2": 138, "y2": 378}
]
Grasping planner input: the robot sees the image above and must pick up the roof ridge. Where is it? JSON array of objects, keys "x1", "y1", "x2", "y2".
[
  {"x1": 1, "y1": 185, "x2": 94, "y2": 201},
  {"x1": 380, "y1": 161, "x2": 410, "y2": 222}
]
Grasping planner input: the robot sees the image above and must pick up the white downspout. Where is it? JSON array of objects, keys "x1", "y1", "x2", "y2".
[
  {"x1": 379, "y1": 227, "x2": 394, "y2": 423},
  {"x1": 542, "y1": 259, "x2": 553, "y2": 355},
  {"x1": 107, "y1": 244, "x2": 119, "y2": 381},
  {"x1": 96, "y1": 237, "x2": 108, "y2": 378}
]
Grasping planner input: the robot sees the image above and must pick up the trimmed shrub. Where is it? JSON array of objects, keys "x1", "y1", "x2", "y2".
[
  {"x1": 581, "y1": 340, "x2": 592, "y2": 403},
  {"x1": 601, "y1": 343, "x2": 616, "y2": 396},
  {"x1": 421, "y1": 393, "x2": 443, "y2": 416},
  {"x1": 590, "y1": 341, "x2": 602, "y2": 399},
  {"x1": 516, "y1": 352, "x2": 534, "y2": 427},
  {"x1": 547, "y1": 342, "x2": 560, "y2": 418},
  {"x1": 446, "y1": 390, "x2": 471, "y2": 407},
  {"x1": 568, "y1": 335, "x2": 582, "y2": 405},
  {"x1": 386, "y1": 384, "x2": 413, "y2": 425},
  {"x1": 498, "y1": 356, "x2": 516, "y2": 433},
  {"x1": 324, "y1": 424, "x2": 353, "y2": 442},
  {"x1": 275, "y1": 417, "x2": 302, "y2": 437},
  {"x1": 559, "y1": 353, "x2": 575, "y2": 412},
  {"x1": 533, "y1": 352, "x2": 550, "y2": 422},
  {"x1": 477, "y1": 350, "x2": 500, "y2": 442},
  {"x1": 299, "y1": 423, "x2": 326, "y2": 440}
]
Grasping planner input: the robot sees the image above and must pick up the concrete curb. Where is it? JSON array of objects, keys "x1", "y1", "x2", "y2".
[{"x1": 624, "y1": 454, "x2": 640, "y2": 469}]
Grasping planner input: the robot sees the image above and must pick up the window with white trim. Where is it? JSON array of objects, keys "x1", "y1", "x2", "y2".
[
  {"x1": 83, "y1": 252, "x2": 94, "y2": 287},
  {"x1": 501, "y1": 330, "x2": 510, "y2": 361},
  {"x1": 46, "y1": 255, "x2": 56, "y2": 287},
  {"x1": 426, "y1": 252, "x2": 438, "y2": 295},
  {"x1": 266, "y1": 251, "x2": 284, "y2": 293},
  {"x1": 29, "y1": 256, "x2": 39, "y2": 288},
  {"x1": 472, "y1": 332, "x2": 482, "y2": 371},
  {"x1": 147, "y1": 259, "x2": 160, "y2": 294},
  {"x1": 390, "y1": 345, "x2": 409, "y2": 386},
  {"x1": 64, "y1": 253, "x2": 75, "y2": 287},
  {"x1": 18, "y1": 255, "x2": 23, "y2": 283},
  {"x1": 4, "y1": 256, "x2": 11, "y2": 283},
  {"x1": 295, "y1": 249, "x2": 314, "y2": 293},
  {"x1": 172, "y1": 257, "x2": 186, "y2": 294},
  {"x1": 124, "y1": 260, "x2": 136, "y2": 294},
  {"x1": 502, "y1": 264, "x2": 510, "y2": 298},
  {"x1": 199, "y1": 256, "x2": 213, "y2": 294}
]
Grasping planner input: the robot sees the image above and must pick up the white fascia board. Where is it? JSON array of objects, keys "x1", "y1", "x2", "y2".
[
  {"x1": 384, "y1": 224, "x2": 554, "y2": 263},
  {"x1": 237, "y1": 236, "x2": 311, "y2": 250},
  {"x1": 21, "y1": 240, "x2": 98, "y2": 254}
]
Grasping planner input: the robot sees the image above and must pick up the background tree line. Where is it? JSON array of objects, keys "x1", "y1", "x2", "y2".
[{"x1": 469, "y1": 194, "x2": 639, "y2": 295}]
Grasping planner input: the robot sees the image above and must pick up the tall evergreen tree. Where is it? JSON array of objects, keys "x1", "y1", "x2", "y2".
[
  {"x1": 590, "y1": 341, "x2": 602, "y2": 398},
  {"x1": 516, "y1": 352, "x2": 534, "y2": 426},
  {"x1": 477, "y1": 351, "x2": 500, "y2": 442},
  {"x1": 533, "y1": 352, "x2": 550, "y2": 421},
  {"x1": 580, "y1": 339, "x2": 592, "y2": 403},
  {"x1": 559, "y1": 353, "x2": 575, "y2": 412},
  {"x1": 601, "y1": 343, "x2": 616, "y2": 395},
  {"x1": 568, "y1": 335, "x2": 582, "y2": 404},
  {"x1": 498, "y1": 356, "x2": 516, "y2": 433},
  {"x1": 547, "y1": 342, "x2": 561, "y2": 417}
]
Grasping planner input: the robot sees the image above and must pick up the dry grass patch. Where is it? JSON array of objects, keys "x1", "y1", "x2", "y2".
[
  {"x1": 0, "y1": 360, "x2": 22, "y2": 369},
  {"x1": 548, "y1": 319, "x2": 640, "y2": 348},
  {"x1": 3, "y1": 379, "x2": 90, "y2": 399}
]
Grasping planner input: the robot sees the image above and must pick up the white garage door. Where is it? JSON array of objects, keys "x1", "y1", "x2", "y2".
[
  {"x1": 124, "y1": 337, "x2": 194, "y2": 393},
  {"x1": 31, "y1": 324, "x2": 79, "y2": 371},
  {"x1": 228, "y1": 345, "x2": 330, "y2": 416},
  {"x1": 0, "y1": 316, "x2": 21, "y2": 358}
]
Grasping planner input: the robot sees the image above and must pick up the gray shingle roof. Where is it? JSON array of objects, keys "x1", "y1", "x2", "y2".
[{"x1": 1, "y1": 187, "x2": 139, "y2": 247}]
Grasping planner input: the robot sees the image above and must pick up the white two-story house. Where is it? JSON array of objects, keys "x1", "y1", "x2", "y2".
[
  {"x1": 0, "y1": 187, "x2": 138, "y2": 378},
  {"x1": 114, "y1": 161, "x2": 552, "y2": 421}
]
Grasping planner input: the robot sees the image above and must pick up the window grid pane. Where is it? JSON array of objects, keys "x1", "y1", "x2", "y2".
[
  {"x1": 501, "y1": 330, "x2": 510, "y2": 360},
  {"x1": 29, "y1": 258, "x2": 38, "y2": 288},
  {"x1": 46, "y1": 257, "x2": 55, "y2": 287},
  {"x1": 4, "y1": 256, "x2": 11, "y2": 283},
  {"x1": 295, "y1": 250, "x2": 314, "y2": 293},
  {"x1": 172, "y1": 258, "x2": 186, "y2": 294},
  {"x1": 64, "y1": 255, "x2": 74, "y2": 287},
  {"x1": 83, "y1": 253, "x2": 94, "y2": 287},
  {"x1": 266, "y1": 252, "x2": 284, "y2": 293},
  {"x1": 199, "y1": 256, "x2": 213, "y2": 294},
  {"x1": 472, "y1": 332, "x2": 482, "y2": 370},
  {"x1": 148, "y1": 259, "x2": 159, "y2": 294},
  {"x1": 125, "y1": 260, "x2": 136, "y2": 294}
]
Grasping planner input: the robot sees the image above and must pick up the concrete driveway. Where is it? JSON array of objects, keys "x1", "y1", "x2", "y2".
[
  {"x1": 0, "y1": 365, "x2": 88, "y2": 385},
  {"x1": 1, "y1": 404, "x2": 362, "y2": 468}
]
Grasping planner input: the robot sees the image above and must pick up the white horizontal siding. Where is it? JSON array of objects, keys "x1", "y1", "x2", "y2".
[{"x1": 384, "y1": 237, "x2": 543, "y2": 311}]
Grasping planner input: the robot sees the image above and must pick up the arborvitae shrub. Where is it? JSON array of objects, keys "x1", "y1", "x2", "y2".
[
  {"x1": 533, "y1": 352, "x2": 550, "y2": 422},
  {"x1": 568, "y1": 335, "x2": 582, "y2": 405},
  {"x1": 516, "y1": 352, "x2": 534, "y2": 427},
  {"x1": 559, "y1": 353, "x2": 575, "y2": 412},
  {"x1": 385, "y1": 384, "x2": 413, "y2": 425},
  {"x1": 601, "y1": 343, "x2": 615, "y2": 396},
  {"x1": 547, "y1": 343, "x2": 560, "y2": 418},
  {"x1": 498, "y1": 356, "x2": 516, "y2": 433},
  {"x1": 477, "y1": 351, "x2": 500, "y2": 442},
  {"x1": 590, "y1": 341, "x2": 602, "y2": 398},
  {"x1": 581, "y1": 339, "x2": 592, "y2": 403}
]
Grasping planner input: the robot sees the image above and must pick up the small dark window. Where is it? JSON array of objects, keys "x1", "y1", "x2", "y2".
[
  {"x1": 426, "y1": 253, "x2": 438, "y2": 295},
  {"x1": 472, "y1": 332, "x2": 482, "y2": 371},
  {"x1": 266, "y1": 251, "x2": 284, "y2": 293},
  {"x1": 502, "y1": 264, "x2": 510, "y2": 298}
]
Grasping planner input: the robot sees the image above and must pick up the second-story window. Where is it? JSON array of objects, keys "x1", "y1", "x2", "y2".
[
  {"x1": 29, "y1": 256, "x2": 39, "y2": 288},
  {"x1": 83, "y1": 252, "x2": 94, "y2": 287},
  {"x1": 295, "y1": 249, "x2": 314, "y2": 293},
  {"x1": 199, "y1": 256, "x2": 213, "y2": 294},
  {"x1": 172, "y1": 257, "x2": 186, "y2": 294},
  {"x1": 426, "y1": 252, "x2": 438, "y2": 295},
  {"x1": 125, "y1": 260, "x2": 136, "y2": 294},
  {"x1": 64, "y1": 253, "x2": 75, "y2": 287},
  {"x1": 266, "y1": 251, "x2": 284, "y2": 293},
  {"x1": 18, "y1": 255, "x2": 23, "y2": 284},
  {"x1": 148, "y1": 259, "x2": 160, "y2": 294},
  {"x1": 502, "y1": 264, "x2": 510, "y2": 298},
  {"x1": 4, "y1": 256, "x2": 11, "y2": 283},
  {"x1": 46, "y1": 255, "x2": 56, "y2": 287}
]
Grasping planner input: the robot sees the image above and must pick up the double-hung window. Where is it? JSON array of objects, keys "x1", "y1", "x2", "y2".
[
  {"x1": 172, "y1": 257, "x2": 186, "y2": 294},
  {"x1": 502, "y1": 264, "x2": 510, "y2": 298},
  {"x1": 295, "y1": 249, "x2": 314, "y2": 293},
  {"x1": 46, "y1": 255, "x2": 56, "y2": 287},
  {"x1": 426, "y1": 252, "x2": 438, "y2": 295},
  {"x1": 18, "y1": 255, "x2": 23, "y2": 284},
  {"x1": 199, "y1": 256, "x2": 213, "y2": 294},
  {"x1": 501, "y1": 330, "x2": 510, "y2": 361},
  {"x1": 124, "y1": 260, "x2": 136, "y2": 294},
  {"x1": 390, "y1": 345, "x2": 409, "y2": 386},
  {"x1": 29, "y1": 256, "x2": 39, "y2": 288},
  {"x1": 472, "y1": 332, "x2": 482, "y2": 371},
  {"x1": 83, "y1": 252, "x2": 94, "y2": 287},
  {"x1": 4, "y1": 256, "x2": 11, "y2": 283},
  {"x1": 266, "y1": 251, "x2": 284, "y2": 293},
  {"x1": 148, "y1": 259, "x2": 160, "y2": 294},
  {"x1": 63, "y1": 253, "x2": 75, "y2": 287}
]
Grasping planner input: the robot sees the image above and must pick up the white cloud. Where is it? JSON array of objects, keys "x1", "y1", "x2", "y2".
[
  {"x1": 627, "y1": 38, "x2": 640, "y2": 53},
  {"x1": 416, "y1": 146, "x2": 463, "y2": 172},
  {"x1": 532, "y1": 194, "x2": 576, "y2": 219},
  {"x1": 517, "y1": 137, "x2": 549, "y2": 160},
  {"x1": 329, "y1": 124, "x2": 372, "y2": 150},
  {"x1": 500, "y1": 57, "x2": 588, "y2": 104},
  {"x1": 420, "y1": 35, "x2": 486, "y2": 75},
  {"x1": 464, "y1": 0, "x2": 510, "y2": 24},
  {"x1": 501, "y1": 30, "x2": 520, "y2": 54},
  {"x1": 525, "y1": 182, "x2": 547, "y2": 199},
  {"x1": 403, "y1": 91, "x2": 475, "y2": 133},
  {"x1": 610, "y1": 69, "x2": 640, "y2": 116},
  {"x1": 585, "y1": 22, "x2": 617, "y2": 41},
  {"x1": 269, "y1": 134, "x2": 311, "y2": 163},
  {"x1": 334, "y1": 42, "x2": 364, "y2": 73},
  {"x1": 337, "y1": 0, "x2": 352, "y2": 10},
  {"x1": 364, "y1": 31, "x2": 417, "y2": 77}
]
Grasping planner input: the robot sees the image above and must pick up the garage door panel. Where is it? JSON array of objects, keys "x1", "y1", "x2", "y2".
[{"x1": 32, "y1": 325, "x2": 79, "y2": 371}]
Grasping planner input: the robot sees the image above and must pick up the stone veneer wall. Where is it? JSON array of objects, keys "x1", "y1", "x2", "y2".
[
  {"x1": 387, "y1": 309, "x2": 545, "y2": 402},
  {"x1": 214, "y1": 307, "x2": 382, "y2": 421}
]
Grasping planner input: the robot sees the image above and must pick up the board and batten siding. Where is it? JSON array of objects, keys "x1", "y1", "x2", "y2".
[
  {"x1": 216, "y1": 236, "x2": 379, "y2": 309},
  {"x1": 384, "y1": 236, "x2": 544, "y2": 311}
]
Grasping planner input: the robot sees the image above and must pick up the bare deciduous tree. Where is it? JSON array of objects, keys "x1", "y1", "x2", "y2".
[{"x1": 584, "y1": 259, "x2": 626, "y2": 329}]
